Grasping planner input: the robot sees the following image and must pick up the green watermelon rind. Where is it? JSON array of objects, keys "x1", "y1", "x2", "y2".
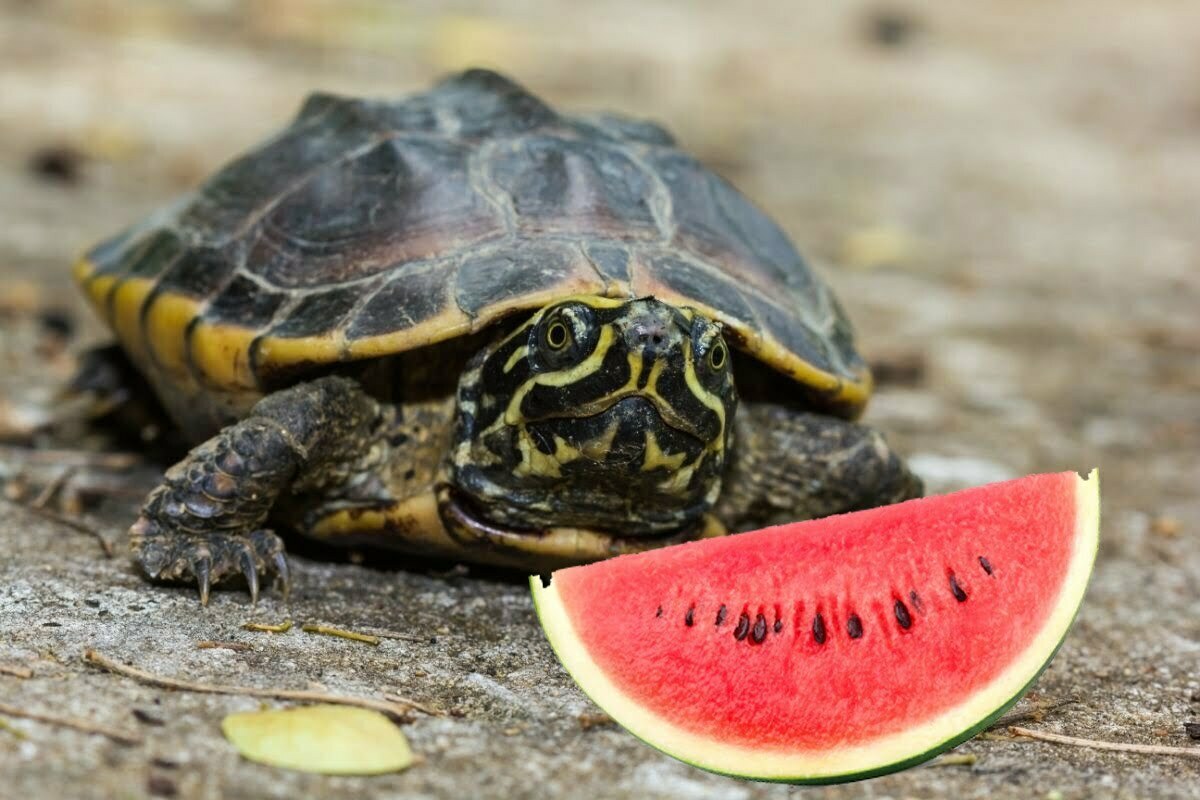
[{"x1": 529, "y1": 470, "x2": 1100, "y2": 784}]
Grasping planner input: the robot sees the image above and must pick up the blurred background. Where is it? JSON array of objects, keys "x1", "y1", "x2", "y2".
[{"x1": 1, "y1": 2, "x2": 1198, "y2": 798}]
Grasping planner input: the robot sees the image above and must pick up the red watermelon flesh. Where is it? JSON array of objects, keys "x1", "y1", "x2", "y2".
[{"x1": 531, "y1": 470, "x2": 1099, "y2": 782}]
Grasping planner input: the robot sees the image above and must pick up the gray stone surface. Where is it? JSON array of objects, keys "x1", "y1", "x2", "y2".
[{"x1": 2, "y1": 2, "x2": 1198, "y2": 798}]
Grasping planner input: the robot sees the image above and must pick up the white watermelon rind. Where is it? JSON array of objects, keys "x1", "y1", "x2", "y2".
[{"x1": 530, "y1": 470, "x2": 1100, "y2": 784}]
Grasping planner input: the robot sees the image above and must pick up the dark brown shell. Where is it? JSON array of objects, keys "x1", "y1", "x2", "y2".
[{"x1": 76, "y1": 69, "x2": 869, "y2": 416}]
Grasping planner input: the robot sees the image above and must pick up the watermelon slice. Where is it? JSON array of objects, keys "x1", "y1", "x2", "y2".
[{"x1": 531, "y1": 470, "x2": 1099, "y2": 783}]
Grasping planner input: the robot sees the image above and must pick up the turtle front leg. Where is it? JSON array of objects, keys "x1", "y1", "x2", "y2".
[
  {"x1": 131, "y1": 376, "x2": 391, "y2": 604},
  {"x1": 715, "y1": 403, "x2": 922, "y2": 532}
]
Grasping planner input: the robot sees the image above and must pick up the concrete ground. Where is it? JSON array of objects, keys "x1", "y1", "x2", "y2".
[{"x1": 1, "y1": 2, "x2": 1198, "y2": 798}]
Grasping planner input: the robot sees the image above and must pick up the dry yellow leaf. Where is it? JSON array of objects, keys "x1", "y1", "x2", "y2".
[{"x1": 221, "y1": 704, "x2": 413, "y2": 775}]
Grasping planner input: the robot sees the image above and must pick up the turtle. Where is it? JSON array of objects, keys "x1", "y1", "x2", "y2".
[{"x1": 72, "y1": 69, "x2": 922, "y2": 604}]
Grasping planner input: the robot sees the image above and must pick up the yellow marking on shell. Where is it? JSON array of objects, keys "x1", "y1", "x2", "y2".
[
  {"x1": 641, "y1": 430, "x2": 687, "y2": 473},
  {"x1": 555, "y1": 294, "x2": 629, "y2": 310},
  {"x1": 189, "y1": 322, "x2": 261, "y2": 389},
  {"x1": 254, "y1": 333, "x2": 345, "y2": 371},
  {"x1": 343, "y1": 305, "x2": 473, "y2": 361},
  {"x1": 503, "y1": 325, "x2": 617, "y2": 426},
  {"x1": 82, "y1": 273, "x2": 119, "y2": 320},
  {"x1": 504, "y1": 345, "x2": 529, "y2": 374},
  {"x1": 143, "y1": 292, "x2": 201, "y2": 376},
  {"x1": 108, "y1": 277, "x2": 155, "y2": 360},
  {"x1": 72, "y1": 257, "x2": 95, "y2": 286}
]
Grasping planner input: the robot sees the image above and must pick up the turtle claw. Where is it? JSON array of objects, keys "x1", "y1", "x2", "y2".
[
  {"x1": 133, "y1": 528, "x2": 290, "y2": 605},
  {"x1": 239, "y1": 548, "x2": 260, "y2": 605},
  {"x1": 272, "y1": 552, "x2": 291, "y2": 601},
  {"x1": 195, "y1": 556, "x2": 212, "y2": 606}
]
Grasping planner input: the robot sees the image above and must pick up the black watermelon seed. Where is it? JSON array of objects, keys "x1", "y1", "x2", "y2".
[
  {"x1": 655, "y1": 606, "x2": 663, "y2": 618},
  {"x1": 684, "y1": 607, "x2": 695, "y2": 627},
  {"x1": 716, "y1": 605, "x2": 728, "y2": 625},
  {"x1": 812, "y1": 613, "x2": 827, "y2": 644},
  {"x1": 751, "y1": 614, "x2": 767, "y2": 643},
  {"x1": 950, "y1": 574, "x2": 968, "y2": 602},
  {"x1": 847, "y1": 614, "x2": 864, "y2": 639},
  {"x1": 894, "y1": 599, "x2": 912, "y2": 629},
  {"x1": 773, "y1": 618, "x2": 783, "y2": 634},
  {"x1": 734, "y1": 613, "x2": 750, "y2": 641},
  {"x1": 980, "y1": 556, "x2": 994, "y2": 576},
  {"x1": 909, "y1": 590, "x2": 924, "y2": 613}
]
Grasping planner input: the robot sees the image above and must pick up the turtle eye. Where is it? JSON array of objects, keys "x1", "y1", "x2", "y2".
[
  {"x1": 533, "y1": 303, "x2": 595, "y2": 369},
  {"x1": 543, "y1": 319, "x2": 572, "y2": 352},
  {"x1": 706, "y1": 339, "x2": 728, "y2": 372}
]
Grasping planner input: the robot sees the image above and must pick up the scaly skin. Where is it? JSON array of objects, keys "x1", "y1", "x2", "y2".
[
  {"x1": 716, "y1": 404, "x2": 923, "y2": 531},
  {"x1": 129, "y1": 376, "x2": 393, "y2": 604}
]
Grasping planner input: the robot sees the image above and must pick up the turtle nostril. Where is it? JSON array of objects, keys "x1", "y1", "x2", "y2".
[{"x1": 628, "y1": 318, "x2": 671, "y2": 350}]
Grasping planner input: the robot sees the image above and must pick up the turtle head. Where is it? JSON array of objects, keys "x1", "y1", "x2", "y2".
[{"x1": 444, "y1": 296, "x2": 737, "y2": 537}]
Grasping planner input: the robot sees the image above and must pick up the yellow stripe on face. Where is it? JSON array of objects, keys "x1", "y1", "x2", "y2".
[
  {"x1": 504, "y1": 345, "x2": 530, "y2": 374},
  {"x1": 676, "y1": 338, "x2": 728, "y2": 456},
  {"x1": 641, "y1": 429, "x2": 687, "y2": 473},
  {"x1": 514, "y1": 430, "x2": 586, "y2": 479},
  {"x1": 503, "y1": 325, "x2": 617, "y2": 426}
]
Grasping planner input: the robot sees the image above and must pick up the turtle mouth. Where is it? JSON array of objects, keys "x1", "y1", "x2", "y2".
[
  {"x1": 526, "y1": 391, "x2": 709, "y2": 447},
  {"x1": 524, "y1": 395, "x2": 707, "y2": 470},
  {"x1": 448, "y1": 395, "x2": 717, "y2": 536}
]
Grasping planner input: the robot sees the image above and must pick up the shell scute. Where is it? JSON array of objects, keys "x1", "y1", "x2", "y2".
[
  {"x1": 455, "y1": 243, "x2": 605, "y2": 320},
  {"x1": 490, "y1": 135, "x2": 662, "y2": 240},
  {"x1": 347, "y1": 260, "x2": 456, "y2": 341},
  {"x1": 258, "y1": 137, "x2": 503, "y2": 289},
  {"x1": 76, "y1": 69, "x2": 870, "y2": 414}
]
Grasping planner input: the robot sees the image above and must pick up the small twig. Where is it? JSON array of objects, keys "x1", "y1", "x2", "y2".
[
  {"x1": 196, "y1": 641, "x2": 252, "y2": 652},
  {"x1": 577, "y1": 712, "x2": 616, "y2": 731},
  {"x1": 0, "y1": 663, "x2": 33, "y2": 679},
  {"x1": 23, "y1": 504, "x2": 113, "y2": 558},
  {"x1": 30, "y1": 466, "x2": 76, "y2": 509},
  {"x1": 0, "y1": 701, "x2": 141, "y2": 745},
  {"x1": 382, "y1": 692, "x2": 445, "y2": 717},
  {"x1": 1010, "y1": 726, "x2": 1200, "y2": 760},
  {"x1": 925, "y1": 753, "x2": 977, "y2": 768},
  {"x1": 360, "y1": 627, "x2": 428, "y2": 643},
  {"x1": 301, "y1": 623, "x2": 380, "y2": 646},
  {"x1": 241, "y1": 620, "x2": 292, "y2": 633},
  {"x1": 83, "y1": 649, "x2": 412, "y2": 720}
]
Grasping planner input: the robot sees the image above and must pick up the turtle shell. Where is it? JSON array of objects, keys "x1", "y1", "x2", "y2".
[{"x1": 76, "y1": 69, "x2": 870, "y2": 420}]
